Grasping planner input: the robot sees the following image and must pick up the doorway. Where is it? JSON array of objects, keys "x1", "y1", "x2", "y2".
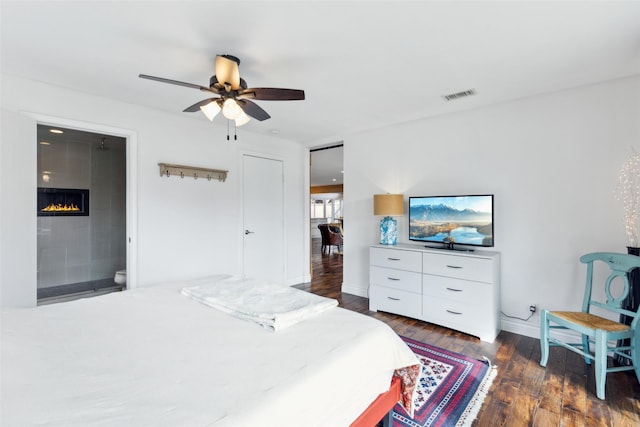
[
  {"x1": 310, "y1": 144, "x2": 344, "y2": 270},
  {"x1": 36, "y1": 124, "x2": 127, "y2": 304}
]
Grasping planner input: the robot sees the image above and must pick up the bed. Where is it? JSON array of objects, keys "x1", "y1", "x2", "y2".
[{"x1": 1, "y1": 275, "x2": 419, "y2": 426}]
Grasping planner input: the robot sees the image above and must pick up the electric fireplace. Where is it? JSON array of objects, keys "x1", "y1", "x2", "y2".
[{"x1": 37, "y1": 188, "x2": 89, "y2": 217}]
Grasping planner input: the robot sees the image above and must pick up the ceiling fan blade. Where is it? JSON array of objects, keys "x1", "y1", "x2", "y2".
[
  {"x1": 215, "y1": 55, "x2": 241, "y2": 91},
  {"x1": 139, "y1": 74, "x2": 218, "y2": 94},
  {"x1": 183, "y1": 98, "x2": 220, "y2": 112},
  {"x1": 239, "y1": 87, "x2": 305, "y2": 101},
  {"x1": 237, "y1": 99, "x2": 271, "y2": 121}
]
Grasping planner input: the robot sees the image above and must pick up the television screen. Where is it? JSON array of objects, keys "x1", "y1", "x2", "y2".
[{"x1": 409, "y1": 194, "x2": 494, "y2": 248}]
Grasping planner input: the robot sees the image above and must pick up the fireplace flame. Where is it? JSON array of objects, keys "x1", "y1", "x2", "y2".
[{"x1": 41, "y1": 203, "x2": 80, "y2": 212}]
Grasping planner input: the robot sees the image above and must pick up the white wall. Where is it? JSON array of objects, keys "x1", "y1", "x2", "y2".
[
  {"x1": 1, "y1": 109, "x2": 37, "y2": 306},
  {"x1": 0, "y1": 74, "x2": 309, "y2": 307},
  {"x1": 342, "y1": 75, "x2": 640, "y2": 338}
]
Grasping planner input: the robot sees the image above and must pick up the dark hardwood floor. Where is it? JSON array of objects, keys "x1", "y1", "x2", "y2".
[{"x1": 295, "y1": 238, "x2": 640, "y2": 427}]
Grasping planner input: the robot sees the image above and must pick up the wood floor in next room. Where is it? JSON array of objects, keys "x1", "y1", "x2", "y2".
[{"x1": 294, "y1": 238, "x2": 640, "y2": 427}]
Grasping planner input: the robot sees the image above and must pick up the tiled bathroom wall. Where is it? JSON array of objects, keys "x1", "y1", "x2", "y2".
[{"x1": 37, "y1": 128, "x2": 126, "y2": 289}]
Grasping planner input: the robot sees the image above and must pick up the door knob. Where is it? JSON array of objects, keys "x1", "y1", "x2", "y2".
[{"x1": 244, "y1": 230, "x2": 255, "y2": 235}]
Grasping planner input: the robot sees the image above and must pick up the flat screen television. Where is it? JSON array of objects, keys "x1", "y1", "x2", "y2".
[{"x1": 409, "y1": 194, "x2": 494, "y2": 250}]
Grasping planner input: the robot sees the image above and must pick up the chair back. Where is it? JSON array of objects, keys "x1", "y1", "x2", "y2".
[
  {"x1": 580, "y1": 252, "x2": 640, "y2": 328},
  {"x1": 317, "y1": 224, "x2": 331, "y2": 245},
  {"x1": 327, "y1": 223, "x2": 343, "y2": 235},
  {"x1": 318, "y1": 223, "x2": 343, "y2": 246}
]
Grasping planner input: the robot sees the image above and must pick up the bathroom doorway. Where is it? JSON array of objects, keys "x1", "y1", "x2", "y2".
[{"x1": 36, "y1": 124, "x2": 127, "y2": 304}]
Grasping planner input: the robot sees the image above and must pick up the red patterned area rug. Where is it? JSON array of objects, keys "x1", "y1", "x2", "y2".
[{"x1": 393, "y1": 337, "x2": 497, "y2": 427}]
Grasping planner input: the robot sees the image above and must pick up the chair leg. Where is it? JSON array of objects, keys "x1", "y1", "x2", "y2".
[
  {"x1": 540, "y1": 309, "x2": 550, "y2": 367},
  {"x1": 633, "y1": 328, "x2": 640, "y2": 385},
  {"x1": 594, "y1": 329, "x2": 607, "y2": 400},
  {"x1": 582, "y1": 334, "x2": 592, "y2": 365}
]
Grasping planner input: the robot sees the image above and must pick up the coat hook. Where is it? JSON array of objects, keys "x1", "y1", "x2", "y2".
[{"x1": 158, "y1": 163, "x2": 227, "y2": 183}]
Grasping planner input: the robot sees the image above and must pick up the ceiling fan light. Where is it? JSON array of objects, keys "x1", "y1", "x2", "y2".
[
  {"x1": 235, "y1": 111, "x2": 251, "y2": 127},
  {"x1": 222, "y1": 98, "x2": 242, "y2": 120},
  {"x1": 200, "y1": 101, "x2": 221, "y2": 121}
]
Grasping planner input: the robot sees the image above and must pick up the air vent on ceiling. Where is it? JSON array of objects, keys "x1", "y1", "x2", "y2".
[{"x1": 442, "y1": 89, "x2": 477, "y2": 101}]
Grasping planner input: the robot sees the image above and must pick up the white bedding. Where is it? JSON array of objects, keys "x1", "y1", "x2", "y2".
[
  {"x1": 180, "y1": 276, "x2": 338, "y2": 331},
  {"x1": 1, "y1": 275, "x2": 418, "y2": 427}
]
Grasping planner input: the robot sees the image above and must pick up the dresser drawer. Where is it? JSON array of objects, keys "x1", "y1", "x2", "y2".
[
  {"x1": 421, "y1": 294, "x2": 498, "y2": 342},
  {"x1": 370, "y1": 266, "x2": 422, "y2": 293},
  {"x1": 370, "y1": 247, "x2": 422, "y2": 272},
  {"x1": 422, "y1": 252, "x2": 493, "y2": 283},
  {"x1": 421, "y1": 295, "x2": 488, "y2": 331},
  {"x1": 422, "y1": 275, "x2": 491, "y2": 305},
  {"x1": 370, "y1": 285, "x2": 422, "y2": 318}
]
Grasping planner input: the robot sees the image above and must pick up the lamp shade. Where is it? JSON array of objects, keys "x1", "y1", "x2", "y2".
[
  {"x1": 222, "y1": 98, "x2": 242, "y2": 120},
  {"x1": 200, "y1": 101, "x2": 221, "y2": 121},
  {"x1": 235, "y1": 110, "x2": 251, "y2": 127},
  {"x1": 373, "y1": 194, "x2": 404, "y2": 216}
]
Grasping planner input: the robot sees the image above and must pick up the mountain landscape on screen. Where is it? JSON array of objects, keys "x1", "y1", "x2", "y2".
[
  {"x1": 409, "y1": 199, "x2": 494, "y2": 247},
  {"x1": 410, "y1": 204, "x2": 491, "y2": 223}
]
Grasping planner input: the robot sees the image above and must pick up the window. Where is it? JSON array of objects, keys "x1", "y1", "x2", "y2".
[
  {"x1": 311, "y1": 199, "x2": 325, "y2": 218},
  {"x1": 310, "y1": 197, "x2": 342, "y2": 219}
]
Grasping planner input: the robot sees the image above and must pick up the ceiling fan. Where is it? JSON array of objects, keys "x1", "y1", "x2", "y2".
[{"x1": 139, "y1": 55, "x2": 305, "y2": 132}]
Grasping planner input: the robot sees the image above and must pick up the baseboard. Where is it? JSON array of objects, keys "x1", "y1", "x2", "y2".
[
  {"x1": 341, "y1": 283, "x2": 368, "y2": 298},
  {"x1": 500, "y1": 316, "x2": 541, "y2": 339},
  {"x1": 500, "y1": 315, "x2": 581, "y2": 342}
]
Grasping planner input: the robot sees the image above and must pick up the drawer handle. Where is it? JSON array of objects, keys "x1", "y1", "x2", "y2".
[
  {"x1": 387, "y1": 277, "x2": 400, "y2": 281},
  {"x1": 446, "y1": 287, "x2": 463, "y2": 292},
  {"x1": 387, "y1": 297, "x2": 400, "y2": 301},
  {"x1": 446, "y1": 309, "x2": 462, "y2": 315},
  {"x1": 387, "y1": 257, "x2": 401, "y2": 261},
  {"x1": 446, "y1": 265, "x2": 463, "y2": 269}
]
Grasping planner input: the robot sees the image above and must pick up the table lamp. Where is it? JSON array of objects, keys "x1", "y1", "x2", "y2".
[{"x1": 373, "y1": 194, "x2": 404, "y2": 245}]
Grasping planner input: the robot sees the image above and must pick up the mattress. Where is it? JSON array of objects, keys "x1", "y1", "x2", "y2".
[{"x1": 1, "y1": 275, "x2": 418, "y2": 426}]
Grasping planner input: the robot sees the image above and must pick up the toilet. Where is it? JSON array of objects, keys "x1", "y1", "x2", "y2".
[{"x1": 114, "y1": 269, "x2": 127, "y2": 286}]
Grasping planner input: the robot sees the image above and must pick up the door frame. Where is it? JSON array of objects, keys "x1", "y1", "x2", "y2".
[{"x1": 28, "y1": 113, "x2": 138, "y2": 291}]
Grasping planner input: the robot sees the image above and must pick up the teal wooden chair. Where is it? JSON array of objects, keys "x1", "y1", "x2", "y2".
[{"x1": 540, "y1": 252, "x2": 640, "y2": 399}]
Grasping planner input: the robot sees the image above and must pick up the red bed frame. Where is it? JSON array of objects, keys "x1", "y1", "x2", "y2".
[{"x1": 350, "y1": 375, "x2": 401, "y2": 427}]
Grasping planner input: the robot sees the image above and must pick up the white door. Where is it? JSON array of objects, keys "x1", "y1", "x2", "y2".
[{"x1": 242, "y1": 154, "x2": 284, "y2": 283}]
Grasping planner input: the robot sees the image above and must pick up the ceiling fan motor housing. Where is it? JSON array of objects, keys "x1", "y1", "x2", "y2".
[{"x1": 209, "y1": 75, "x2": 247, "y2": 90}]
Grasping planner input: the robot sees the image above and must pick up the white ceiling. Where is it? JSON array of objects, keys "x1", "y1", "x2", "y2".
[
  {"x1": 37, "y1": 125, "x2": 127, "y2": 151},
  {"x1": 311, "y1": 145, "x2": 343, "y2": 186},
  {"x1": 2, "y1": 1, "x2": 640, "y2": 149}
]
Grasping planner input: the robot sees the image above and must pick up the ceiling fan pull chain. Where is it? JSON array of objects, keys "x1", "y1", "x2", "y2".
[
  {"x1": 226, "y1": 120, "x2": 230, "y2": 141},
  {"x1": 234, "y1": 121, "x2": 238, "y2": 141}
]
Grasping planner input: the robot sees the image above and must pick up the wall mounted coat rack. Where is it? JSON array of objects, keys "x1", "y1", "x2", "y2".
[{"x1": 158, "y1": 163, "x2": 228, "y2": 182}]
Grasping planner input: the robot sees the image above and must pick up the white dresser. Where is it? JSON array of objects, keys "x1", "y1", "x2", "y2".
[{"x1": 369, "y1": 243, "x2": 501, "y2": 342}]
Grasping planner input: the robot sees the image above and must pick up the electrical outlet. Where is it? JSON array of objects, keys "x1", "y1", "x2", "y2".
[{"x1": 529, "y1": 305, "x2": 537, "y2": 314}]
